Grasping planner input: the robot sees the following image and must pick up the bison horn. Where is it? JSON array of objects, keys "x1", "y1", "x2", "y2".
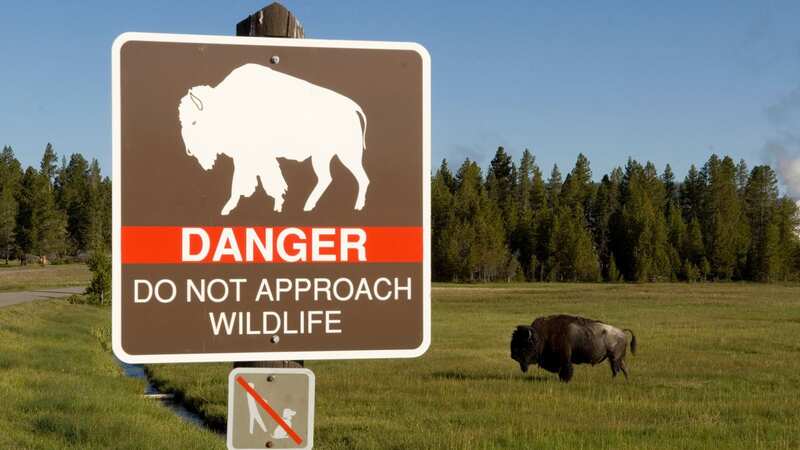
[
  {"x1": 189, "y1": 90, "x2": 204, "y2": 111},
  {"x1": 527, "y1": 328, "x2": 533, "y2": 342}
]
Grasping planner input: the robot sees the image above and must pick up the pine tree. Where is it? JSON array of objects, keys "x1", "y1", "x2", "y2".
[
  {"x1": 98, "y1": 176, "x2": 112, "y2": 247},
  {"x1": 550, "y1": 207, "x2": 575, "y2": 281},
  {"x1": 735, "y1": 159, "x2": 749, "y2": 194},
  {"x1": 56, "y1": 153, "x2": 91, "y2": 253},
  {"x1": 526, "y1": 164, "x2": 563, "y2": 281},
  {"x1": 546, "y1": 164, "x2": 562, "y2": 209},
  {"x1": 532, "y1": 206, "x2": 555, "y2": 281},
  {"x1": 15, "y1": 153, "x2": 67, "y2": 264},
  {"x1": 608, "y1": 253, "x2": 622, "y2": 282},
  {"x1": 772, "y1": 197, "x2": 800, "y2": 281},
  {"x1": 85, "y1": 249, "x2": 111, "y2": 305},
  {"x1": 616, "y1": 159, "x2": 671, "y2": 281},
  {"x1": 438, "y1": 159, "x2": 456, "y2": 192},
  {"x1": 744, "y1": 165, "x2": 779, "y2": 281},
  {"x1": 734, "y1": 159, "x2": 752, "y2": 279},
  {"x1": 680, "y1": 164, "x2": 705, "y2": 222},
  {"x1": 592, "y1": 174, "x2": 619, "y2": 280},
  {"x1": 40, "y1": 143, "x2": 58, "y2": 190},
  {"x1": 563, "y1": 153, "x2": 594, "y2": 220},
  {"x1": 530, "y1": 163, "x2": 546, "y2": 214},
  {"x1": 453, "y1": 160, "x2": 508, "y2": 281},
  {"x1": 474, "y1": 190, "x2": 509, "y2": 281},
  {"x1": 684, "y1": 217, "x2": 705, "y2": 268},
  {"x1": 37, "y1": 188, "x2": 67, "y2": 264},
  {"x1": 512, "y1": 150, "x2": 536, "y2": 278},
  {"x1": 452, "y1": 160, "x2": 482, "y2": 280},
  {"x1": 644, "y1": 162, "x2": 672, "y2": 280},
  {"x1": 516, "y1": 150, "x2": 534, "y2": 219},
  {"x1": 86, "y1": 159, "x2": 105, "y2": 250},
  {"x1": 486, "y1": 146, "x2": 518, "y2": 236},
  {"x1": 0, "y1": 188, "x2": 16, "y2": 263},
  {"x1": 571, "y1": 209, "x2": 601, "y2": 282},
  {"x1": 15, "y1": 168, "x2": 38, "y2": 260},
  {"x1": 432, "y1": 160, "x2": 457, "y2": 280},
  {"x1": 666, "y1": 201, "x2": 686, "y2": 278},
  {"x1": 527, "y1": 161, "x2": 548, "y2": 280},
  {"x1": 552, "y1": 155, "x2": 600, "y2": 281},
  {"x1": 662, "y1": 164, "x2": 677, "y2": 207},
  {"x1": 703, "y1": 155, "x2": 741, "y2": 280},
  {"x1": 682, "y1": 259, "x2": 701, "y2": 282},
  {"x1": 0, "y1": 146, "x2": 22, "y2": 263}
]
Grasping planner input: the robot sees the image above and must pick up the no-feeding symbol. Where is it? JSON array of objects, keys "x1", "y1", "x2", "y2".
[
  {"x1": 227, "y1": 368, "x2": 315, "y2": 450},
  {"x1": 237, "y1": 376, "x2": 302, "y2": 444}
]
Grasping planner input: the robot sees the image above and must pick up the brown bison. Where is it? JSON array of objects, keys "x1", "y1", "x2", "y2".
[{"x1": 510, "y1": 315, "x2": 636, "y2": 382}]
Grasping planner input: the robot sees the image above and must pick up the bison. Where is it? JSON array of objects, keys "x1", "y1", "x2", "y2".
[
  {"x1": 510, "y1": 315, "x2": 636, "y2": 382},
  {"x1": 178, "y1": 63, "x2": 369, "y2": 215}
]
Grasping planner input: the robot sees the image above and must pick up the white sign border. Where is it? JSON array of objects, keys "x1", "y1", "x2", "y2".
[
  {"x1": 112, "y1": 32, "x2": 431, "y2": 364},
  {"x1": 227, "y1": 367, "x2": 315, "y2": 450}
]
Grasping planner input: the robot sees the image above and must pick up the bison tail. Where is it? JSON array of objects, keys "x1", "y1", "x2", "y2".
[
  {"x1": 624, "y1": 329, "x2": 637, "y2": 355},
  {"x1": 355, "y1": 105, "x2": 367, "y2": 150}
]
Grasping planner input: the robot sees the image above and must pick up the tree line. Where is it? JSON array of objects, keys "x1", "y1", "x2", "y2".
[
  {"x1": 0, "y1": 144, "x2": 111, "y2": 264},
  {"x1": 3, "y1": 141, "x2": 799, "y2": 282},
  {"x1": 432, "y1": 148, "x2": 800, "y2": 282}
]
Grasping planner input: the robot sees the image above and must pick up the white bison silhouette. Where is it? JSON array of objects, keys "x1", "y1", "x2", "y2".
[{"x1": 178, "y1": 63, "x2": 369, "y2": 215}]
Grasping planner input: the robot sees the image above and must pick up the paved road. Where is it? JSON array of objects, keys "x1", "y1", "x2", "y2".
[{"x1": 0, "y1": 287, "x2": 85, "y2": 308}]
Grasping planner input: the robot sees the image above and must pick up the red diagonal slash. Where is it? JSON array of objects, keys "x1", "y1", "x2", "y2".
[{"x1": 236, "y1": 375, "x2": 303, "y2": 445}]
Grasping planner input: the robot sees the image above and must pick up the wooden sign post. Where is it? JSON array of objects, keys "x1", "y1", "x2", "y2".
[
  {"x1": 237, "y1": 2, "x2": 304, "y2": 39},
  {"x1": 234, "y1": 2, "x2": 305, "y2": 371}
]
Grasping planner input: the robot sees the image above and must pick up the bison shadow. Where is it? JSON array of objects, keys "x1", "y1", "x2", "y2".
[{"x1": 429, "y1": 370, "x2": 550, "y2": 383}]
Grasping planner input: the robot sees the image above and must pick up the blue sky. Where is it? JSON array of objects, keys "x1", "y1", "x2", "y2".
[{"x1": 1, "y1": 1, "x2": 799, "y2": 191}]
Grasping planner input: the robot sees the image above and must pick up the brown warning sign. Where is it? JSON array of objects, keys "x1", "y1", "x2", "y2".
[{"x1": 111, "y1": 33, "x2": 430, "y2": 363}]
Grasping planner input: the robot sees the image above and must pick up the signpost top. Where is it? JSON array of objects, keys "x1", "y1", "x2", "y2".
[{"x1": 236, "y1": 2, "x2": 305, "y2": 38}]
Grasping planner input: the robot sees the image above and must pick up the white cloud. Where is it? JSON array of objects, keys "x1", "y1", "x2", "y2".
[{"x1": 778, "y1": 157, "x2": 800, "y2": 199}]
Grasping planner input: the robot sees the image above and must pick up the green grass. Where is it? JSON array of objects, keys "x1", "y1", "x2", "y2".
[
  {"x1": 3, "y1": 284, "x2": 797, "y2": 449},
  {"x1": 0, "y1": 300, "x2": 222, "y2": 449},
  {"x1": 146, "y1": 283, "x2": 800, "y2": 450},
  {"x1": 0, "y1": 263, "x2": 91, "y2": 291}
]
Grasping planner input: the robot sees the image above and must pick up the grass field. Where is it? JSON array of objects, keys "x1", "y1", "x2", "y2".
[
  {"x1": 0, "y1": 263, "x2": 91, "y2": 291},
  {"x1": 0, "y1": 300, "x2": 221, "y2": 449},
  {"x1": 2, "y1": 284, "x2": 798, "y2": 449},
  {"x1": 145, "y1": 283, "x2": 800, "y2": 450}
]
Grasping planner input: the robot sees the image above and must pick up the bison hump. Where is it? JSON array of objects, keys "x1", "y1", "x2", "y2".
[{"x1": 219, "y1": 64, "x2": 320, "y2": 94}]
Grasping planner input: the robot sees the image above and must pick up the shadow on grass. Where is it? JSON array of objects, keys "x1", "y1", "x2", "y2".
[{"x1": 429, "y1": 370, "x2": 550, "y2": 383}]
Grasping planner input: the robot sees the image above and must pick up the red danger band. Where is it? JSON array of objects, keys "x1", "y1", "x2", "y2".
[{"x1": 121, "y1": 226, "x2": 423, "y2": 264}]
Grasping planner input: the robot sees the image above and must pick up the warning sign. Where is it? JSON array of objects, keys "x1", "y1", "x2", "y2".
[{"x1": 111, "y1": 33, "x2": 431, "y2": 363}]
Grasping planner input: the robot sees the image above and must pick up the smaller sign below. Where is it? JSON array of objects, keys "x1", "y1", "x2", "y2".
[{"x1": 227, "y1": 368, "x2": 315, "y2": 450}]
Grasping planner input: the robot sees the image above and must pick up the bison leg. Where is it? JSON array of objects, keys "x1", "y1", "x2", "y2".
[
  {"x1": 221, "y1": 198, "x2": 238, "y2": 216},
  {"x1": 558, "y1": 363, "x2": 574, "y2": 382},
  {"x1": 620, "y1": 359, "x2": 629, "y2": 380},
  {"x1": 222, "y1": 165, "x2": 258, "y2": 216},
  {"x1": 608, "y1": 358, "x2": 619, "y2": 378},
  {"x1": 257, "y1": 159, "x2": 287, "y2": 212},
  {"x1": 304, "y1": 155, "x2": 333, "y2": 211},
  {"x1": 338, "y1": 151, "x2": 370, "y2": 210}
]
